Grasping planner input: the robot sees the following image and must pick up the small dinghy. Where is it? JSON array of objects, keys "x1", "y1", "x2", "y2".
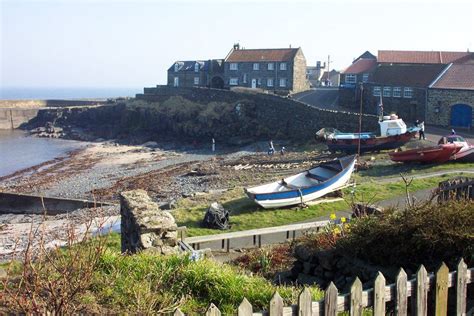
[
  {"x1": 389, "y1": 143, "x2": 461, "y2": 163},
  {"x1": 245, "y1": 155, "x2": 356, "y2": 209}
]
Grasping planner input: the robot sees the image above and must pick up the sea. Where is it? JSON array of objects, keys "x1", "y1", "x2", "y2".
[{"x1": 0, "y1": 87, "x2": 141, "y2": 177}]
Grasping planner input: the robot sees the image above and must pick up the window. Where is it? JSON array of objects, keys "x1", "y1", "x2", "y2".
[
  {"x1": 279, "y1": 78, "x2": 287, "y2": 87},
  {"x1": 174, "y1": 63, "x2": 179, "y2": 72},
  {"x1": 280, "y1": 63, "x2": 287, "y2": 70},
  {"x1": 373, "y1": 86, "x2": 381, "y2": 96},
  {"x1": 362, "y1": 73, "x2": 369, "y2": 83},
  {"x1": 243, "y1": 73, "x2": 247, "y2": 83},
  {"x1": 194, "y1": 63, "x2": 199, "y2": 72},
  {"x1": 194, "y1": 77, "x2": 199, "y2": 85},
  {"x1": 403, "y1": 87, "x2": 413, "y2": 98},
  {"x1": 253, "y1": 63, "x2": 259, "y2": 70},
  {"x1": 383, "y1": 87, "x2": 391, "y2": 97},
  {"x1": 257, "y1": 78, "x2": 262, "y2": 85},
  {"x1": 268, "y1": 63, "x2": 274, "y2": 70},
  {"x1": 393, "y1": 87, "x2": 402, "y2": 97},
  {"x1": 229, "y1": 63, "x2": 238, "y2": 70},
  {"x1": 229, "y1": 78, "x2": 239, "y2": 85},
  {"x1": 345, "y1": 74, "x2": 357, "y2": 84},
  {"x1": 267, "y1": 78, "x2": 274, "y2": 87}
]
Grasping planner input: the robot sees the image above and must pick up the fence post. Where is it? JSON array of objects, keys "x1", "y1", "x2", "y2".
[
  {"x1": 395, "y1": 268, "x2": 407, "y2": 316},
  {"x1": 269, "y1": 291, "x2": 284, "y2": 316},
  {"x1": 174, "y1": 308, "x2": 185, "y2": 316},
  {"x1": 206, "y1": 303, "x2": 221, "y2": 316},
  {"x1": 324, "y1": 282, "x2": 338, "y2": 316},
  {"x1": 456, "y1": 258, "x2": 467, "y2": 316},
  {"x1": 435, "y1": 262, "x2": 449, "y2": 316},
  {"x1": 350, "y1": 277, "x2": 362, "y2": 316},
  {"x1": 416, "y1": 265, "x2": 428, "y2": 316},
  {"x1": 238, "y1": 297, "x2": 253, "y2": 316},
  {"x1": 374, "y1": 272, "x2": 386, "y2": 316},
  {"x1": 298, "y1": 287, "x2": 312, "y2": 316}
]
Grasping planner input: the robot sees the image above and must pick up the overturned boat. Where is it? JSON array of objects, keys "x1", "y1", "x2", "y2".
[
  {"x1": 316, "y1": 115, "x2": 419, "y2": 153},
  {"x1": 245, "y1": 155, "x2": 356, "y2": 209}
]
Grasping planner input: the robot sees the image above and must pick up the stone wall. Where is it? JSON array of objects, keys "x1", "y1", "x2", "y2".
[
  {"x1": 426, "y1": 89, "x2": 474, "y2": 127},
  {"x1": 0, "y1": 108, "x2": 40, "y2": 129},
  {"x1": 120, "y1": 190, "x2": 179, "y2": 255}
]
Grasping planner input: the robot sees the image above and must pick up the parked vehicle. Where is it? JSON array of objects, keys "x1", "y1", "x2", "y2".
[{"x1": 245, "y1": 155, "x2": 356, "y2": 209}]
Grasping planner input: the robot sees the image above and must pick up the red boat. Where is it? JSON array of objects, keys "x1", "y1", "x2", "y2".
[
  {"x1": 439, "y1": 135, "x2": 474, "y2": 163},
  {"x1": 389, "y1": 143, "x2": 462, "y2": 163}
]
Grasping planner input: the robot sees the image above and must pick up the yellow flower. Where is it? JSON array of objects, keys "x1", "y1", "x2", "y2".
[
  {"x1": 330, "y1": 213, "x2": 336, "y2": 220},
  {"x1": 344, "y1": 223, "x2": 350, "y2": 231},
  {"x1": 333, "y1": 227, "x2": 341, "y2": 235},
  {"x1": 341, "y1": 217, "x2": 346, "y2": 223}
]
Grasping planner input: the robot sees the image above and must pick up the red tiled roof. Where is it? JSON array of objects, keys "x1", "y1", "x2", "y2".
[
  {"x1": 378, "y1": 50, "x2": 472, "y2": 64},
  {"x1": 430, "y1": 64, "x2": 474, "y2": 90},
  {"x1": 342, "y1": 58, "x2": 377, "y2": 74},
  {"x1": 225, "y1": 48, "x2": 299, "y2": 62},
  {"x1": 372, "y1": 64, "x2": 446, "y2": 87}
]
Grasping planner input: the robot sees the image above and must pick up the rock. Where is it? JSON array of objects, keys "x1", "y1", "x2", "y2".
[
  {"x1": 303, "y1": 262, "x2": 314, "y2": 274},
  {"x1": 273, "y1": 271, "x2": 293, "y2": 285},
  {"x1": 317, "y1": 250, "x2": 335, "y2": 271},
  {"x1": 294, "y1": 244, "x2": 312, "y2": 262},
  {"x1": 160, "y1": 199, "x2": 177, "y2": 210},
  {"x1": 297, "y1": 273, "x2": 321, "y2": 286},
  {"x1": 324, "y1": 270, "x2": 335, "y2": 279},
  {"x1": 120, "y1": 189, "x2": 179, "y2": 255}
]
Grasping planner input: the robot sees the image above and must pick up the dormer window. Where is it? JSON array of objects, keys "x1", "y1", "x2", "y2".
[
  {"x1": 194, "y1": 63, "x2": 199, "y2": 72},
  {"x1": 174, "y1": 63, "x2": 179, "y2": 72}
]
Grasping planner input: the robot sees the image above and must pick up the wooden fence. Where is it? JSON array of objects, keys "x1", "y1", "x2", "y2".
[
  {"x1": 174, "y1": 259, "x2": 473, "y2": 315},
  {"x1": 438, "y1": 177, "x2": 474, "y2": 203}
]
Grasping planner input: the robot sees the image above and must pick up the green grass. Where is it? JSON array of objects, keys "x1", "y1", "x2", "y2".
[{"x1": 173, "y1": 172, "x2": 470, "y2": 237}]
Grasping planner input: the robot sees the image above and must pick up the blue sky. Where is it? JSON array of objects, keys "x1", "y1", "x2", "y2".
[{"x1": 1, "y1": 0, "x2": 473, "y2": 88}]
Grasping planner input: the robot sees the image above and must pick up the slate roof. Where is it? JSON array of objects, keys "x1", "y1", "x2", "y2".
[
  {"x1": 168, "y1": 60, "x2": 209, "y2": 72},
  {"x1": 354, "y1": 51, "x2": 376, "y2": 62},
  {"x1": 225, "y1": 48, "x2": 299, "y2": 62},
  {"x1": 378, "y1": 50, "x2": 472, "y2": 64},
  {"x1": 342, "y1": 58, "x2": 377, "y2": 74},
  {"x1": 430, "y1": 64, "x2": 474, "y2": 90},
  {"x1": 371, "y1": 64, "x2": 446, "y2": 87}
]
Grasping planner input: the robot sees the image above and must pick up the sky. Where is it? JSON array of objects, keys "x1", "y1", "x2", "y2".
[{"x1": 1, "y1": 0, "x2": 473, "y2": 88}]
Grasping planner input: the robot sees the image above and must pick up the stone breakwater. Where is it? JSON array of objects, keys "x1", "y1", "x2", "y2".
[
  {"x1": 22, "y1": 87, "x2": 379, "y2": 144},
  {"x1": 120, "y1": 190, "x2": 179, "y2": 255}
]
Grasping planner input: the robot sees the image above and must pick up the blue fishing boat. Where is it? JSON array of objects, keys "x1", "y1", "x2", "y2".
[{"x1": 245, "y1": 155, "x2": 356, "y2": 209}]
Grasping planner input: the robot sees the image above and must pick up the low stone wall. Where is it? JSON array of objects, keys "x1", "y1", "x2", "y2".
[
  {"x1": 120, "y1": 190, "x2": 179, "y2": 255},
  {"x1": 0, "y1": 108, "x2": 40, "y2": 129},
  {"x1": 0, "y1": 192, "x2": 113, "y2": 215}
]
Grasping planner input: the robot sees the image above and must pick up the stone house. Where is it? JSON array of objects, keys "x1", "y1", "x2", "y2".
[
  {"x1": 167, "y1": 59, "x2": 224, "y2": 89},
  {"x1": 426, "y1": 64, "x2": 474, "y2": 129},
  {"x1": 338, "y1": 51, "x2": 377, "y2": 107},
  {"x1": 223, "y1": 45, "x2": 309, "y2": 94}
]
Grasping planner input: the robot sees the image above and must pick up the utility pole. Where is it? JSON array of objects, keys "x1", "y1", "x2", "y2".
[{"x1": 326, "y1": 55, "x2": 332, "y2": 85}]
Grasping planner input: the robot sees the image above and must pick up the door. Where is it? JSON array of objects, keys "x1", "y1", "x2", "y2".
[
  {"x1": 251, "y1": 79, "x2": 257, "y2": 89},
  {"x1": 451, "y1": 104, "x2": 472, "y2": 128},
  {"x1": 174, "y1": 77, "x2": 179, "y2": 87}
]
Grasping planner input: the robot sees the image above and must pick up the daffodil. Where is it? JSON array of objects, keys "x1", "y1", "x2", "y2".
[
  {"x1": 333, "y1": 227, "x2": 341, "y2": 235},
  {"x1": 330, "y1": 213, "x2": 336, "y2": 220},
  {"x1": 341, "y1": 217, "x2": 346, "y2": 223}
]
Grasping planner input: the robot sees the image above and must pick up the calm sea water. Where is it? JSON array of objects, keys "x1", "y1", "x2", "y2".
[
  {"x1": 0, "y1": 130, "x2": 85, "y2": 177},
  {"x1": 0, "y1": 87, "x2": 143, "y2": 100}
]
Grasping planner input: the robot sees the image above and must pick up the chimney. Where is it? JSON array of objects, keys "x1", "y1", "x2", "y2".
[{"x1": 233, "y1": 43, "x2": 240, "y2": 50}]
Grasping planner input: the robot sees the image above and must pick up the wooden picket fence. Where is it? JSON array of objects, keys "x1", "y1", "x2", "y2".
[
  {"x1": 438, "y1": 177, "x2": 474, "y2": 203},
  {"x1": 174, "y1": 259, "x2": 472, "y2": 315}
]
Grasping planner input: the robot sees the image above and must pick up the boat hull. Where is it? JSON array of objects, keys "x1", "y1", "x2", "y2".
[
  {"x1": 245, "y1": 156, "x2": 356, "y2": 209},
  {"x1": 389, "y1": 144, "x2": 460, "y2": 163},
  {"x1": 325, "y1": 131, "x2": 416, "y2": 153},
  {"x1": 451, "y1": 146, "x2": 474, "y2": 162}
]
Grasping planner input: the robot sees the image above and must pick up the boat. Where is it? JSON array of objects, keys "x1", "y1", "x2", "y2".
[
  {"x1": 316, "y1": 114, "x2": 419, "y2": 153},
  {"x1": 245, "y1": 155, "x2": 356, "y2": 209},
  {"x1": 441, "y1": 135, "x2": 474, "y2": 162},
  {"x1": 389, "y1": 143, "x2": 462, "y2": 163}
]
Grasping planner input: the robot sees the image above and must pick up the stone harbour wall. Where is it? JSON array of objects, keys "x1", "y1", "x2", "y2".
[{"x1": 120, "y1": 190, "x2": 179, "y2": 255}]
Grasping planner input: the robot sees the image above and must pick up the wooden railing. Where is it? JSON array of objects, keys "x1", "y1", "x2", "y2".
[
  {"x1": 174, "y1": 259, "x2": 473, "y2": 315},
  {"x1": 438, "y1": 177, "x2": 474, "y2": 203},
  {"x1": 184, "y1": 220, "x2": 330, "y2": 252}
]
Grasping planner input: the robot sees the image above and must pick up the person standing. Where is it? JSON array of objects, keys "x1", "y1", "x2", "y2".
[
  {"x1": 419, "y1": 121, "x2": 425, "y2": 140},
  {"x1": 212, "y1": 138, "x2": 215, "y2": 152},
  {"x1": 268, "y1": 140, "x2": 275, "y2": 155}
]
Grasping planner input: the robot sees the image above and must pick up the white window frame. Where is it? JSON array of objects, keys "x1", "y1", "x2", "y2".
[
  {"x1": 229, "y1": 63, "x2": 238, "y2": 70},
  {"x1": 345, "y1": 74, "x2": 357, "y2": 84},
  {"x1": 194, "y1": 77, "x2": 199, "y2": 85},
  {"x1": 373, "y1": 86, "x2": 381, "y2": 96},
  {"x1": 393, "y1": 87, "x2": 402, "y2": 98},
  {"x1": 268, "y1": 63, "x2": 274, "y2": 70},
  {"x1": 362, "y1": 73, "x2": 369, "y2": 83},
  {"x1": 279, "y1": 78, "x2": 287, "y2": 87},
  {"x1": 229, "y1": 78, "x2": 239, "y2": 86},
  {"x1": 403, "y1": 87, "x2": 413, "y2": 98},
  {"x1": 267, "y1": 78, "x2": 274, "y2": 87},
  {"x1": 194, "y1": 63, "x2": 199, "y2": 72},
  {"x1": 253, "y1": 63, "x2": 259, "y2": 71},
  {"x1": 243, "y1": 73, "x2": 247, "y2": 83},
  {"x1": 383, "y1": 87, "x2": 391, "y2": 97},
  {"x1": 280, "y1": 62, "x2": 287, "y2": 70},
  {"x1": 174, "y1": 63, "x2": 179, "y2": 72}
]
